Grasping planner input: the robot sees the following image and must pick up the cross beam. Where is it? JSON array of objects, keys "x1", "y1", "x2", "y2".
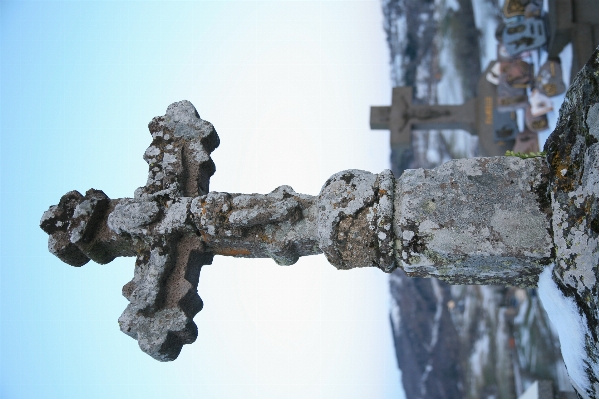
[{"x1": 370, "y1": 86, "x2": 478, "y2": 144}]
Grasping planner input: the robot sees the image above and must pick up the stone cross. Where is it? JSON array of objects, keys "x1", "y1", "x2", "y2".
[
  {"x1": 40, "y1": 100, "x2": 552, "y2": 361},
  {"x1": 40, "y1": 49, "x2": 599, "y2": 398}
]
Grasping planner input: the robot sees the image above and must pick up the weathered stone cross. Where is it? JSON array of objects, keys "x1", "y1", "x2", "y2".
[
  {"x1": 40, "y1": 99, "x2": 552, "y2": 361},
  {"x1": 39, "y1": 50, "x2": 599, "y2": 397}
]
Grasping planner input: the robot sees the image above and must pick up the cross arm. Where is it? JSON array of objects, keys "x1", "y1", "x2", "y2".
[{"x1": 40, "y1": 170, "x2": 397, "y2": 271}]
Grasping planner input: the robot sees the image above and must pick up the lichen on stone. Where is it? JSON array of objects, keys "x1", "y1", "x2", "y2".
[{"x1": 542, "y1": 46, "x2": 599, "y2": 399}]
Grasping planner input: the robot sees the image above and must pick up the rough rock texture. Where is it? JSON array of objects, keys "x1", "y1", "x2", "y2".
[
  {"x1": 191, "y1": 186, "x2": 320, "y2": 266},
  {"x1": 40, "y1": 190, "x2": 135, "y2": 266},
  {"x1": 42, "y1": 101, "x2": 219, "y2": 361},
  {"x1": 390, "y1": 196, "x2": 569, "y2": 399},
  {"x1": 114, "y1": 101, "x2": 220, "y2": 361},
  {"x1": 317, "y1": 169, "x2": 396, "y2": 272},
  {"x1": 394, "y1": 156, "x2": 553, "y2": 287},
  {"x1": 135, "y1": 100, "x2": 219, "y2": 200},
  {"x1": 542, "y1": 47, "x2": 599, "y2": 399}
]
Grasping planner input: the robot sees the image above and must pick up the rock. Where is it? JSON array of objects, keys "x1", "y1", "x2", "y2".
[{"x1": 540, "y1": 46, "x2": 599, "y2": 399}]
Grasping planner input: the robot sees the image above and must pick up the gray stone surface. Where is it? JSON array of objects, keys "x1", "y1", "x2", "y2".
[
  {"x1": 42, "y1": 101, "x2": 219, "y2": 361},
  {"x1": 394, "y1": 156, "x2": 553, "y2": 287},
  {"x1": 38, "y1": 100, "x2": 400, "y2": 361},
  {"x1": 317, "y1": 169, "x2": 396, "y2": 272},
  {"x1": 191, "y1": 186, "x2": 319, "y2": 266}
]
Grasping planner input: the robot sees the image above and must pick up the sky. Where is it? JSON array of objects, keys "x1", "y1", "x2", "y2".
[{"x1": 0, "y1": 1, "x2": 405, "y2": 399}]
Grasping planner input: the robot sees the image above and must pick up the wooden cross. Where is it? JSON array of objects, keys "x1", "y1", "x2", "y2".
[
  {"x1": 370, "y1": 64, "x2": 520, "y2": 174},
  {"x1": 370, "y1": 86, "x2": 478, "y2": 144}
]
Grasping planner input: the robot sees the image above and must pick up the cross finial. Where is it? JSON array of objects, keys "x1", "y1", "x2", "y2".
[
  {"x1": 41, "y1": 101, "x2": 221, "y2": 360},
  {"x1": 137, "y1": 100, "x2": 219, "y2": 200}
]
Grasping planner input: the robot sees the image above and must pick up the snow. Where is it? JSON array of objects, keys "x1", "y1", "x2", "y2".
[
  {"x1": 437, "y1": 34, "x2": 465, "y2": 105},
  {"x1": 391, "y1": 15, "x2": 409, "y2": 87},
  {"x1": 516, "y1": 109, "x2": 525, "y2": 132},
  {"x1": 538, "y1": 265, "x2": 591, "y2": 398},
  {"x1": 390, "y1": 297, "x2": 402, "y2": 334},
  {"x1": 429, "y1": 278, "x2": 444, "y2": 350},
  {"x1": 468, "y1": 333, "x2": 491, "y2": 389},
  {"x1": 472, "y1": 0, "x2": 501, "y2": 71},
  {"x1": 518, "y1": 380, "x2": 539, "y2": 399}
]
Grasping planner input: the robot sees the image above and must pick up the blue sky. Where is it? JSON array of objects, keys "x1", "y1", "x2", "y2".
[{"x1": 1, "y1": 1, "x2": 404, "y2": 398}]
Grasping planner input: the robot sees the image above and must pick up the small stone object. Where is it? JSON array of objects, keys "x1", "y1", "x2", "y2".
[
  {"x1": 493, "y1": 109, "x2": 520, "y2": 141},
  {"x1": 497, "y1": 77, "x2": 528, "y2": 112},
  {"x1": 503, "y1": 0, "x2": 542, "y2": 18},
  {"x1": 513, "y1": 128, "x2": 541, "y2": 153},
  {"x1": 524, "y1": 2, "x2": 541, "y2": 18},
  {"x1": 503, "y1": 0, "x2": 527, "y2": 18}
]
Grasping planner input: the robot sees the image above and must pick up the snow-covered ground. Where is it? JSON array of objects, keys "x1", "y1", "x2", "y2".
[
  {"x1": 538, "y1": 265, "x2": 589, "y2": 395},
  {"x1": 433, "y1": 0, "x2": 574, "y2": 157}
]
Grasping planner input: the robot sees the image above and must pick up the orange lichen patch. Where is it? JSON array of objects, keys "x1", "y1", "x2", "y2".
[
  {"x1": 216, "y1": 247, "x2": 252, "y2": 256},
  {"x1": 573, "y1": 198, "x2": 595, "y2": 226},
  {"x1": 548, "y1": 148, "x2": 576, "y2": 193},
  {"x1": 199, "y1": 231, "x2": 210, "y2": 242},
  {"x1": 257, "y1": 232, "x2": 275, "y2": 244},
  {"x1": 379, "y1": 189, "x2": 388, "y2": 196}
]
